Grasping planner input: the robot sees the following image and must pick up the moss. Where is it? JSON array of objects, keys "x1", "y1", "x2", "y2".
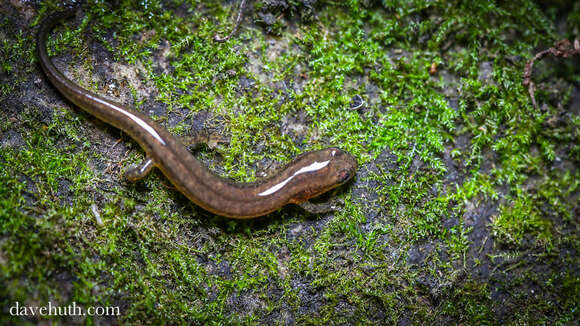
[{"x1": 0, "y1": 0, "x2": 578, "y2": 324}]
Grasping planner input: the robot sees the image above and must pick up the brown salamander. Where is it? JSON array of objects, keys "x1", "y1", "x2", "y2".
[{"x1": 37, "y1": 10, "x2": 357, "y2": 219}]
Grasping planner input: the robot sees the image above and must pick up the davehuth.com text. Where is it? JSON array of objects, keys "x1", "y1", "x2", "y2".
[{"x1": 9, "y1": 301, "x2": 120, "y2": 317}]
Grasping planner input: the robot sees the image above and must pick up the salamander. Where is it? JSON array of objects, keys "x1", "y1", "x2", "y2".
[{"x1": 36, "y1": 10, "x2": 357, "y2": 219}]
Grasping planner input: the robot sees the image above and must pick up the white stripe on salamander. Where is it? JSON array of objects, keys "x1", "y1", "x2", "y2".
[{"x1": 258, "y1": 160, "x2": 330, "y2": 197}]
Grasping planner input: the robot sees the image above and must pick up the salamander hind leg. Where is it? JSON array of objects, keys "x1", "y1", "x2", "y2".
[
  {"x1": 180, "y1": 131, "x2": 227, "y2": 151},
  {"x1": 125, "y1": 158, "x2": 155, "y2": 181}
]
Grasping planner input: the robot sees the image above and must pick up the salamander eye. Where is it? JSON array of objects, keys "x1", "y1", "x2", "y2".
[{"x1": 338, "y1": 169, "x2": 351, "y2": 183}]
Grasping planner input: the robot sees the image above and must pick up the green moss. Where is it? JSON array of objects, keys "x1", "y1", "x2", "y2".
[
  {"x1": 0, "y1": 22, "x2": 35, "y2": 95},
  {"x1": 0, "y1": 0, "x2": 578, "y2": 324}
]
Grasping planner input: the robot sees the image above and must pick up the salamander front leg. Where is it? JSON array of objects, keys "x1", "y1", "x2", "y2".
[
  {"x1": 298, "y1": 197, "x2": 344, "y2": 215},
  {"x1": 125, "y1": 158, "x2": 155, "y2": 181}
]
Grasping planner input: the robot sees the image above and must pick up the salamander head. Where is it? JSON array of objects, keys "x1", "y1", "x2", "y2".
[{"x1": 287, "y1": 147, "x2": 357, "y2": 203}]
